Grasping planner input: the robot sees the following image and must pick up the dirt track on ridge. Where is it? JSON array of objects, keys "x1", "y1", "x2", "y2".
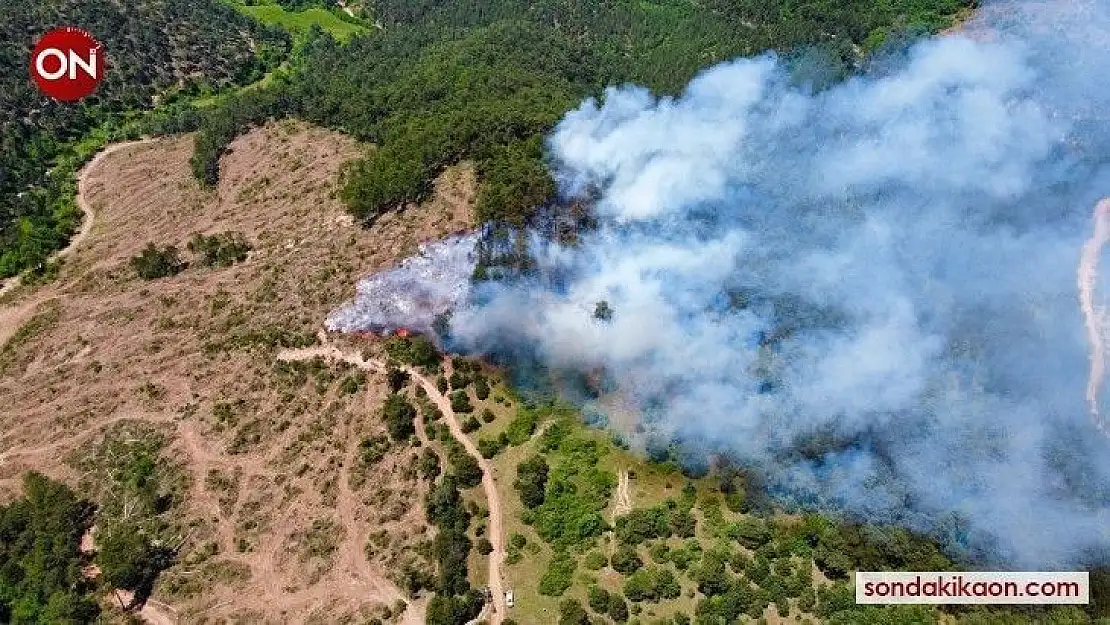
[
  {"x1": 1079, "y1": 199, "x2": 1110, "y2": 438},
  {"x1": 277, "y1": 340, "x2": 508, "y2": 624},
  {"x1": 0, "y1": 140, "x2": 153, "y2": 300},
  {"x1": 613, "y1": 469, "x2": 632, "y2": 518},
  {"x1": 0, "y1": 140, "x2": 155, "y2": 348}
]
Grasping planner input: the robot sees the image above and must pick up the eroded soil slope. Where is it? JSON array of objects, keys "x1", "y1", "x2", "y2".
[{"x1": 0, "y1": 121, "x2": 475, "y2": 624}]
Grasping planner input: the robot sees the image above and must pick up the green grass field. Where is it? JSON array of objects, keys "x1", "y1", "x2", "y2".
[{"x1": 235, "y1": 3, "x2": 365, "y2": 41}]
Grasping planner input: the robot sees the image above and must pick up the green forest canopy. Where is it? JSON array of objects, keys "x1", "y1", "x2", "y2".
[
  {"x1": 183, "y1": 0, "x2": 974, "y2": 273},
  {"x1": 0, "y1": 473, "x2": 98, "y2": 624}
]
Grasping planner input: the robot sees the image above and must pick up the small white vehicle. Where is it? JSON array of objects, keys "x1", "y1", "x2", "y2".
[{"x1": 505, "y1": 589, "x2": 515, "y2": 608}]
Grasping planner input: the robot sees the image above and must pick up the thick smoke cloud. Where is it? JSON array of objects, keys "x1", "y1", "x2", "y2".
[
  {"x1": 327, "y1": 234, "x2": 477, "y2": 335},
  {"x1": 443, "y1": 0, "x2": 1110, "y2": 566}
]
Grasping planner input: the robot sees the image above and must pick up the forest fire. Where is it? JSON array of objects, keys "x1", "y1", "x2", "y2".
[{"x1": 325, "y1": 232, "x2": 477, "y2": 337}]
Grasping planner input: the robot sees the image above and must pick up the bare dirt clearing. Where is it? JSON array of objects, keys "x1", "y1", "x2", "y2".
[{"x1": 0, "y1": 121, "x2": 475, "y2": 623}]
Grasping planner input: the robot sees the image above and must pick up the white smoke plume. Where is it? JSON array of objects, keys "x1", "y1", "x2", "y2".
[
  {"x1": 441, "y1": 0, "x2": 1110, "y2": 567},
  {"x1": 326, "y1": 233, "x2": 478, "y2": 335}
]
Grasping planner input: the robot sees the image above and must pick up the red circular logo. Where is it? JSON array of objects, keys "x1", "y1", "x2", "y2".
[{"x1": 30, "y1": 27, "x2": 106, "y2": 102}]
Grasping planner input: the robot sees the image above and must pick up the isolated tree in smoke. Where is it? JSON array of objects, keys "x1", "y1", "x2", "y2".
[{"x1": 593, "y1": 300, "x2": 613, "y2": 321}]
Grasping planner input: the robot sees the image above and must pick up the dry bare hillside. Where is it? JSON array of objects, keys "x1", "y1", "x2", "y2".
[{"x1": 0, "y1": 121, "x2": 475, "y2": 624}]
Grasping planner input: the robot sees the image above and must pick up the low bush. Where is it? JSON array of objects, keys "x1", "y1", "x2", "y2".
[
  {"x1": 450, "y1": 390, "x2": 473, "y2": 413},
  {"x1": 187, "y1": 231, "x2": 250, "y2": 267},
  {"x1": 131, "y1": 243, "x2": 183, "y2": 279}
]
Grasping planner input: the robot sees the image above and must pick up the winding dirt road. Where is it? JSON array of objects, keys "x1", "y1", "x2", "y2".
[
  {"x1": 277, "y1": 341, "x2": 508, "y2": 624},
  {"x1": 1079, "y1": 198, "x2": 1110, "y2": 437},
  {"x1": 0, "y1": 140, "x2": 153, "y2": 300},
  {"x1": 415, "y1": 363, "x2": 507, "y2": 625},
  {"x1": 0, "y1": 140, "x2": 156, "y2": 350}
]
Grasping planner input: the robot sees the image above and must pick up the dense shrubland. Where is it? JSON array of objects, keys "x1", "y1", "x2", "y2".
[
  {"x1": 187, "y1": 231, "x2": 252, "y2": 267},
  {"x1": 131, "y1": 243, "x2": 185, "y2": 280},
  {"x1": 501, "y1": 409, "x2": 1109, "y2": 624},
  {"x1": 423, "y1": 476, "x2": 484, "y2": 624},
  {"x1": 71, "y1": 425, "x2": 183, "y2": 605},
  {"x1": 131, "y1": 231, "x2": 252, "y2": 279},
  {"x1": 266, "y1": 0, "x2": 341, "y2": 11}
]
